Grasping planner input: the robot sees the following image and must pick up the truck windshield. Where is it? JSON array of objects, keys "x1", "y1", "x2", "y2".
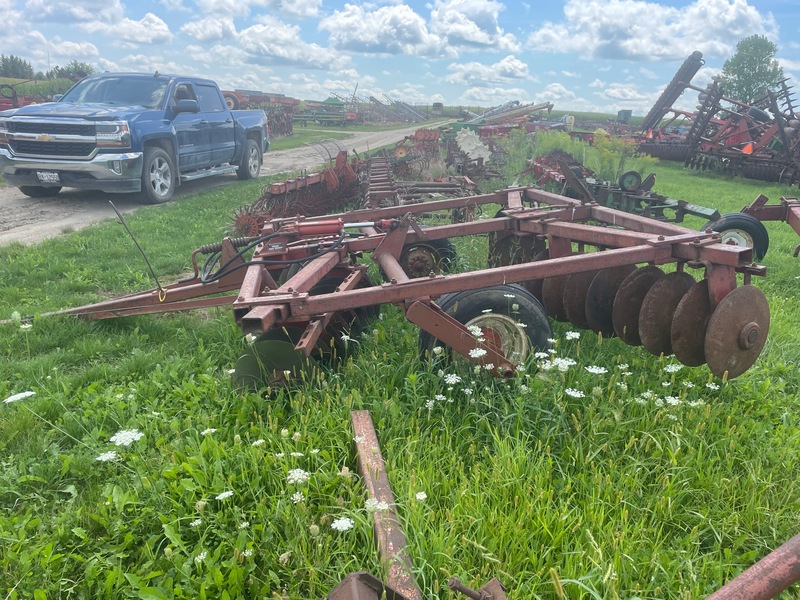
[{"x1": 60, "y1": 76, "x2": 168, "y2": 109}]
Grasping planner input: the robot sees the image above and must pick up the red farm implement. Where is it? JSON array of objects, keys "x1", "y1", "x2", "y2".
[
  {"x1": 639, "y1": 51, "x2": 800, "y2": 185},
  {"x1": 23, "y1": 167, "x2": 771, "y2": 388}
]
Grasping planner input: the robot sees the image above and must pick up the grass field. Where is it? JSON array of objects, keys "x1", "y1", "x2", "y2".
[{"x1": 1, "y1": 151, "x2": 800, "y2": 598}]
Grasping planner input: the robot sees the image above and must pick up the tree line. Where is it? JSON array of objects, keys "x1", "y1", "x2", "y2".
[{"x1": 0, "y1": 55, "x2": 95, "y2": 81}]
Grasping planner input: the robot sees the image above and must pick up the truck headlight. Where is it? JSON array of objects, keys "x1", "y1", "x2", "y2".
[
  {"x1": 0, "y1": 120, "x2": 8, "y2": 145},
  {"x1": 96, "y1": 121, "x2": 131, "y2": 148}
]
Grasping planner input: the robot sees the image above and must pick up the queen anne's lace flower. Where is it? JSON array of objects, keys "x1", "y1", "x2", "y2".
[
  {"x1": 331, "y1": 517, "x2": 354, "y2": 531},
  {"x1": 287, "y1": 469, "x2": 310, "y2": 484},
  {"x1": 109, "y1": 429, "x2": 144, "y2": 446}
]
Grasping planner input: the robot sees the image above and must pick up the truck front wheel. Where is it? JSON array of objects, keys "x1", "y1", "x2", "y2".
[
  {"x1": 237, "y1": 138, "x2": 261, "y2": 180},
  {"x1": 140, "y1": 146, "x2": 175, "y2": 204},
  {"x1": 19, "y1": 186, "x2": 62, "y2": 198}
]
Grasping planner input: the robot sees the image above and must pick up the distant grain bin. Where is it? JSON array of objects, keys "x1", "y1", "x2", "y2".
[
  {"x1": 617, "y1": 109, "x2": 632, "y2": 123},
  {"x1": 432, "y1": 102, "x2": 444, "y2": 117}
]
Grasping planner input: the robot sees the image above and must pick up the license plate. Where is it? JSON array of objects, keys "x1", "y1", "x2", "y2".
[{"x1": 36, "y1": 171, "x2": 60, "y2": 184}]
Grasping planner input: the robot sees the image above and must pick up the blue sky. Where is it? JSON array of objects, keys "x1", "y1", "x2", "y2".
[{"x1": 1, "y1": 0, "x2": 797, "y2": 116}]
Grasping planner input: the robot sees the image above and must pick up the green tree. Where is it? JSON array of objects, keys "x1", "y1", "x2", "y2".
[
  {"x1": 0, "y1": 54, "x2": 34, "y2": 78},
  {"x1": 721, "y1": 35, "x2": 784, "y2": 103},
  {"x1": 48, "y1": 60, "x2": 95, "y2": 81}
]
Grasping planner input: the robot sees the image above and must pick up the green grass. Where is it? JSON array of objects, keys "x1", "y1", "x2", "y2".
[
  {"x1": 2, "y1": 159, "x2": 800, "y2": 598},
  {"x1": 270, "y1": 119, "x2": 451, "y2": 151}
]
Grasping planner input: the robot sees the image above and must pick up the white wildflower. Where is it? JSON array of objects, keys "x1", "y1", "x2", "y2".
[
  {"x1": 245, "y1": 333, "x2": 258, "y2": 344},
  {"x1": 280, "y1": 428, "x2": 289, "y2": 438},
  {"x1": 415, "y1": 491, "x2": 427, "y2": 502},
  {"x1": 310, "y1": 448, "x2": 320, "y2": 454},
  {"x1": 425, "y1": 399, "x2": 435, "y2": 410},
  {"x1": 290, "y1": 452, "x2": 304, "y2": 457},
  {"x1": 189, "y1": 519, "x2": 202, "y2": 527},
  {"x1": 274, "y1": 452, "x2": 285, "y2": 458},
  {"x1": 565, "y1": 331, "x2": 581, "y2": 340},
  {"x1": 664, "y1": 396, "x2": 681, "y2": 406},
  {"x1": 663, "y1": 363, "x2": 683, "y2": 373},
  {"x1": 194, "y1": 551, "x2": 207, "y2": 564},
  {"x1": 201, "y1": 428, "x2": 216, "y2": 436},
  {"x1": 467, "y1": 325, "x2": 483, "y2": 337},
  {"x1": 462, "y1": 387, "x2": 473, "y2": 396},
  {"x1": 432, "y1": 346, "x2": 443, "y2": 355},
  {"x1": 292, "y1": 431, "x2": 301, "y2": 442},
  {"x1": 287, "y1": 469, "x2": 310, "y2": 485},
  {"x1": 468, "y1": 347, "x2": 487, "y2": 359},
  {"x1": 238, "y1": 521, "x2": 250, "y2": 529},
  {"x1": 547, "y1": 338, "x2": 557, "y2": 344},
  {"x1": 291, "y1": 492, "x2": 305, "y2": 504},
  {"x1": 584, "y1": 365, "x2": 608, "y2": 375},
  {"x1": 662, "y1": 381, "x2": 672, "y2": 387},
  {"x1": 95, "y1": 451, "x2": 119, "y2": 462},
  {"x1": 365, "y1": 497, "x2": 390, "y2": 512},
  {"x1": 215, "y1": 490, "x2": 234, "y2": 501},
  {"x1": 242, "y1": 549, "x2": 254, "y2": 557},
  {"x1": 683, "y1": 382, "x2": 695, "y2": 389},
  {"x1": 618, "y1": 364, "x2": 629, "y2": 370},
  {"x1": 483, "y1": 363, "x2": 495, "y2": 371},
  {"x1": 331, "y1": 517, "x2": 355, "y2": 532},
  {"x1": 706, "y1": 382, "x2": 720, "y2": 390},
  {"x1": 109, "y1": 429, "x2": 144, "y2": 447},
  {"x1": 443, "y1": 373, "x2": 462, "y2": 385},
  {"x1": 534, "y1": 351, "x2": 550, "y2": 359},
  {"x1": 435, "y1": 394, "x2": 447, "y2": 402},
  {"x1": 278, "y1": 551, "x2": 292, "y2": 565},
  {"x1": 251, "y1": 439, "x2": 266, "y2": 447},
  {"x1": 564, "y1": 388, "x2": 585, "y2": 398}
]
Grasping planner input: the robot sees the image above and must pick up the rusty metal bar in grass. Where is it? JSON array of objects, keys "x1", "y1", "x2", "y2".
[{"x1": 351, "y1": 410, "x2": 423, "y2": 600}]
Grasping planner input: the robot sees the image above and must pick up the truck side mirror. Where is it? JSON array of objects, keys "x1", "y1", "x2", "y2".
[
  {"x1": 174, "y1": 99, "x2": 199, "y2": 114},
  {"x1": 52, "y1": 94, "x2": 63, "y2": 102}
]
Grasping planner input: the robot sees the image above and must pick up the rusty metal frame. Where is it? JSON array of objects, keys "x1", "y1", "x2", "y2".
[{"x1": 32, "y1": 182, "x2": 768, "y2": 377}]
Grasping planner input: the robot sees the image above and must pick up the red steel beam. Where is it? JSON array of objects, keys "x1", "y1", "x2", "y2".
[{"x1": 351, "y1": 411, "x2": 423, "y2": 600}]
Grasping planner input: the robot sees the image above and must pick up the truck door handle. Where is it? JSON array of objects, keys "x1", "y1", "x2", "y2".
[
  {"x1": 199, "y1": 120, "x2": 209, "y2": 127},
  {"x1": 225, "y1": 118, "x2": 233, "y2": 124}
]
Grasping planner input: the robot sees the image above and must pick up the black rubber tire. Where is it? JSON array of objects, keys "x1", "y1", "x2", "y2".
[
  {"x1": 701, "y1": 212, "x2": 769, "y2": 260},
  {"x1": 140, "y1": 146, "x2": 175, "y2": 204},
  {"x1": 237, "y1": 138, "x2": 261, "y2": 180},
  {"x1": 224, "y1": 93, "x2": 240, "y2": 110},
  {"x1": 19, "y1": 185, "x2": 62, "y2": 198},
  {"x1": 747, "y1": 106, "x2": 770, "y2": 123},
  {"x1": 418, "y1": 283, "x2": 552, "y2": 365}
]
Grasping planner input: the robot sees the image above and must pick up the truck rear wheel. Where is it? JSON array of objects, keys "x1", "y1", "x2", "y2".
[
  {"x1": 140, "y1": 146, "x2": 175, "y2": 204},
  {"x1": 19, "y1": 186, "x2": 62, "y2": 198},
  {"x1": 237, "y1": 138, "x2": 261, "y2": 180}
]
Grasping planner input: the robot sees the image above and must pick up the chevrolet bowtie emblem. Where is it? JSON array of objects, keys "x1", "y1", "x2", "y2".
[{"x1": 36, "y1": 134, "x2": 53, "y2": 142}]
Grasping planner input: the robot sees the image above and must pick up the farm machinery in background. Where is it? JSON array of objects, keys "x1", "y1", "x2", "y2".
[
  {"x1": 638, "y1": 51, "x2": 800, "y2": 185},
  {"x1": 0, "y1": 81, "x2": 52, "y2": 111}
]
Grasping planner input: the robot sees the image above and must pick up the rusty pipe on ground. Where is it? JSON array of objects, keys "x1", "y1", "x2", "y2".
[{"x1": 706, "y1": 532, "x2": 800, "y2": 600}]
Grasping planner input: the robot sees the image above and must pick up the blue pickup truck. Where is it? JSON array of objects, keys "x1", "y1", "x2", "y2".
[{"x1": 0, "y1": 72, "x2": 269, "y2": 203}]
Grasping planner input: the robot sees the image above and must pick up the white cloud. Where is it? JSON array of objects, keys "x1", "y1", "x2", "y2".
[
  {"x1": 535, "y1": 83, "x2": 578, "y2": 103},
  {"x1": 430, "y1": 0, "x2": 520, "y2": 53},
  {"x1": 83, "y1": 13, "x2": 173, "y2": 45},
  {"x1": 181, "y1": 17, "x2": 237, "y2": 42},
  {"x1": 589, "y1": 78, "x2": 605, "y2": 88},
  {"x1": 445, "y1": 55, "x2": 534, "y2": 86},
  {"x1": 319, "y1": 4, "x2": 445, "y2": 56},
  {"x1": 459, "y1": 85, "x2": 530, "y2": 105},
  {"x1": 599, "y1": 83, "x2": 649, "y2": 102},
  {"x1": 239, "y1": 17, "x2": 349, "y2": 70},
  {"x1": 24, "y1": 0, "x2": 125, "y2": 24},
  {"x1": 528, "y1": 0, "x2": 777, "y2": 61}
]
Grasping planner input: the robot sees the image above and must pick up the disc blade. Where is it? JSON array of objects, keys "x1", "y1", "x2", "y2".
[
  {"x1": 671, "y1": 279, "x2": 712, "y2": 367},
  {"x1": 233, "y1": 339, "x2": 318, "y2": 391},
  {"x1": 562, "y1": 270, "x2": 598, "y2": 329},
  {"x1": 704, "y1": 286, "x2": 770, "y2": 379},
  {"x1": 542, "y1": 275, "x2": 571, "y2": 322},
  {"x1": 585, "y1": 265, "x2": 637, "y2": 336},
  {"x1": 639, "y1": 272, "x2": 696, "y2": 356},
  {"x1": 612, "y1": 266, "x2": 665, "y2": 345}
]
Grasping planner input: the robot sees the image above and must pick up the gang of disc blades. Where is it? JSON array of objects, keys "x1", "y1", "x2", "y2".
[
  {"x1": 562, "y1": 270, "x2": 598, "y2": 329},
  {"x1": 670, "y1": 279, "x2": 712, "y2": 367},
  {"x1": 585, "y1": 264, "x2": 637, "y2": 336},
  {"x1": 233, "y1": 339, "x2": 318, "y2": 391},
  {"x1": 704, "y1": 285, "x2": 770, "y2": 379},
  {"x1": 612, "y1": 266, "x2": 665, "y2": 345},
  {"x1": 639, "y1": 272, "x2": 696, "y2": 356}
]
